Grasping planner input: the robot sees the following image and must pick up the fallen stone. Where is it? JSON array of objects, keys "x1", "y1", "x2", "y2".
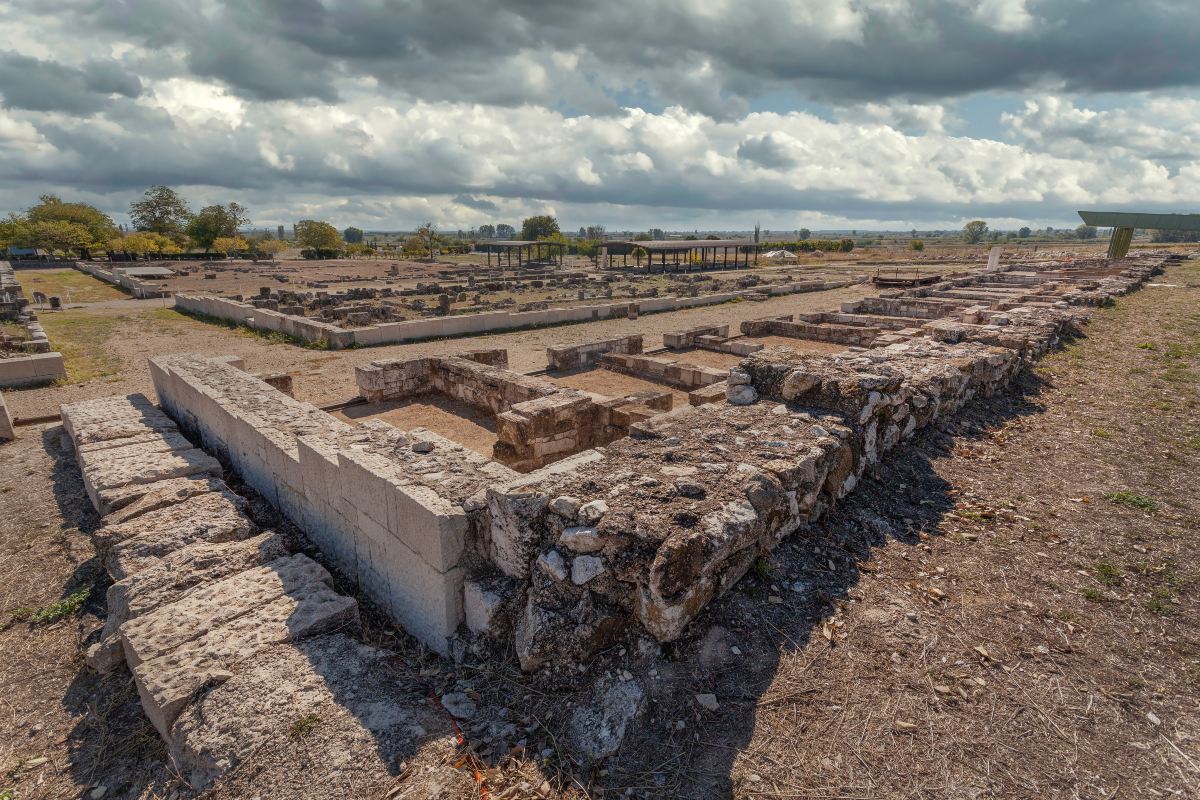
[
  {"x1": 440, "y1": 692, "x2": 477, "y2": 720},
  {"x1": 537, "y1": 550, "x2": 568, "y2": 582},
  {"x1": 82, "y1": 447, "x2": 223, "y2": 515},
  {"x1": 695, "y1": 693, "x2": 720, "y2": 711},
  {"x1": 567, "y1": 677, "x2": 643, "y2": 760}
]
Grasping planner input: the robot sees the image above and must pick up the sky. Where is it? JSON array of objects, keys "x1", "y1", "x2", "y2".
[{"x1": 0, "y1": 0, "x2": 1198, "y2": 233}]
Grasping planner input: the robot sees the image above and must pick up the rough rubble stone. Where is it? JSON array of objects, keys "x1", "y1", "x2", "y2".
[{"x1": 567, "y1": 677, "x2": 644, "y2": 760}]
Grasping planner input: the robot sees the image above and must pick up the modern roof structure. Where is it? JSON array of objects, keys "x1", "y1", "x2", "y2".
[
  {"x1": 474, "y1": 239, "x2": 567, "y2": 267},
  {"x1": 1078, "y1": 211, "x2": 1200, "y2": 232},
  {"x1": 602, "y1": 239, "x2": 759, "y2": 270},
  {"x1": 1077, "y1": 210, "x2": 1200, "y2": 258}
]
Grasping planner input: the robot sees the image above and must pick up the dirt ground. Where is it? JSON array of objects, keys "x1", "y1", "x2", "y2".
[
  {"x1": 546, "y1": 368, "x2": 692, "y2": 408},
  {"x1": 4, "y1": 283, "x2": 879, "y2": 420},
  {"x1": 1, "y1": 256, "x2": 1194, "y2": 800},
  {"x1": 333, "y1": 396, "x2": 500, "y2": 458}
]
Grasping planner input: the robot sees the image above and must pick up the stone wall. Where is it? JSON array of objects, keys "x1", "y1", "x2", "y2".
[
  {"x1": 150, "y1": 354, "x2": 516, "y2": 655},
  {"x1": 739, "y1": 316, "x2": 880, "y2": 347},
  {"x1": 126, "y1": 253, "x2": 1168, "y2": 679},
  {"x1": 600, "y1": 352, "x2": 728, "y2": 390},
  {"x1": 546, "y1": 334, "x2": 643, "y2": 371}
]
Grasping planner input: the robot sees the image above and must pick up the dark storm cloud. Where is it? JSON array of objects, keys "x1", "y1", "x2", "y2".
[
  {"x1": 737, "y1": 134, "x2": 798, "y2": 169},
  {"x1": 21, "y1": 0, "x2": 1200, "y2": 115},
  {"x1": 0, "y1": 52, "x2": 142, "y2": 114},
  {"x1": 454, "y1": 195, "x2": 501, "y2": 213}
]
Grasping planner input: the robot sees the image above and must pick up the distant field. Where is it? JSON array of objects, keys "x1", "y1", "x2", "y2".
[{"x1": 17, "y1": 268, "x2": 126, "y2": 304}]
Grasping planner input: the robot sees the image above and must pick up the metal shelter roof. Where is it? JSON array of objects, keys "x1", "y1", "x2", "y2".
[{"x1": 1078, "y1": 211, "x2": 1200, "y2": 231}]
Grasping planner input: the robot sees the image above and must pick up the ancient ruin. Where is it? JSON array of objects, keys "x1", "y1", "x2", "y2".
[{"x1": 51, "y1": 250, "x2": 1177, "y2": 788}]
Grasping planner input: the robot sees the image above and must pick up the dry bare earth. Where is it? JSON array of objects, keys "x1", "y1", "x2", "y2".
[{"x1": 0, "y1": 261, "x2": 1195, "y2": 800}]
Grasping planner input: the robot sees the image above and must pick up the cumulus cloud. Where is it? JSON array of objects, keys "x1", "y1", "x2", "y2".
[{"x1": 0, "y1": 0, "x2": 1198, "y2": 228}]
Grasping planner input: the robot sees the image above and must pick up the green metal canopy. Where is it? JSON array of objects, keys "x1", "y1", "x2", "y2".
[
  {"x1": 1077, "y1": 210, "x2": 1200, "y2": 258},
  {"x1": 1078, "y1": 211, "x2": 1200, "y2": 231}
]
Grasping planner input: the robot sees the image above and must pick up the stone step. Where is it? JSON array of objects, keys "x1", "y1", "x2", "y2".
[
  {"x1": 95, "y1": 490, "x2": 248, "y2": 553},
  {"x1": 131, "y1": 583, "x2": 359, "y2": 737},
  {"x1": 120, "y1": 553, "x2": 334, "y2": 669},
  {"x1": 87, "y1": 532, "x2": 289, "y2": 673},
  {"x1": 105, "y1": 501, "x2": 255, "y2": 580},
  {"x1": 102, "y1": 475, "x2": 231, "y2": 525},
  {"x1": 168, "y1": 633, "x2": 447, "y2": 791},
  {"x1": 82, "y1": 447, "x2": 223, "y2": 515}
]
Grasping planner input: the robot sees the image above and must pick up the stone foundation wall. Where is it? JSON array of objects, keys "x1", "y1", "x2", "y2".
[
  {"x1": 547, "y1": 335, "x2": 643, "y2": 371},
  {"x1": 739, "y1": 317, "x2": 880, "y2": 347},
  {"x1": 151, "y1": 354, "x2": 518, "y2": 655},
  {"x1": 600, "y1": 352, "x2": 728, "y2": 389}
]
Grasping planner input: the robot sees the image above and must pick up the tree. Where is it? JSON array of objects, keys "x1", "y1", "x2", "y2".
[
  {"x1": 1074, "y1": 224, "x2": 1098, "y2": 240},
  {"x1": 797, "y1": 228, "x2": 811, "y2": 240},
  {"x1": 413, "y1": 223, "x2": 442, "y2": 259},
  {"x1": 477, "y1": 224, "x2": 496, "y2": 238},
  {"x1": 294, "y1": 219, "x2": 342, "y2": 252},
  {"x1": 910, "y1": 239, "x2": 925, "y2": 251},
  {"x1": 585, "y1": 224, "x2": 606, "y2": 240},
  {"x1": 520, "y1": 215, "x2": 559, "y2": 241},
  {"x1": 212, "y1": 236, "x2": 249, "y2": 256},
  {"x1": 839, "y1": 238, "x2": 855, "y2": 252},
  {"x1": 962, "y1": 220, "x2": 989, "y2": 244},
  {"x1": 649, "y1": 227, "x2": 665, "y2": 240},
  {"x1": 26, "y1": 194, "x2": 117, "y2": 245},
  {"x1": 1018, "y1": 226, "x2": 1032, "y2": 238},
  {"x1": 343, "y1": 226, "x2": 364, "y2": 243},
  {"x1": 188, "y1": 203, "x2": 250, "y2": 251},
  {"x1": 255, "y1": 238, "x2": 288, "y2": 258},
  {"x1": 129, "y1": 186, "x2": 191, "y2": 238},
  {"x1": 495, "y1": 223, "x2": 516, "y2": 238}
]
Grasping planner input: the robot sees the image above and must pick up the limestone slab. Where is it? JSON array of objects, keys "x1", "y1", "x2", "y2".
[{"x1": 132, "y1": 583, "x2": 359, "y2": 737}]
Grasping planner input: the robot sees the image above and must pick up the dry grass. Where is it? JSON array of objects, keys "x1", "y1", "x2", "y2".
[{"x1": 17, "y1": 269, "x2": 126, "y2": 304}]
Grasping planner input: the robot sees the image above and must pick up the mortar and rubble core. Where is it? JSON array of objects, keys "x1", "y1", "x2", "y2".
[{"x1": 54, "y1": 250, "x2": 1174, "y2": 790}]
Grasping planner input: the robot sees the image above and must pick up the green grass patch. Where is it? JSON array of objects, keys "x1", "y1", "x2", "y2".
[
  {"x1": 288, "y1": 712, "x2": 322, "y2": 740},
  {"x1": 1090, "y1": 428, "x2": 1113, "y2": 439},
  {"x1": 1081, "y1": 587, "x2": 1106, "y2": 602},
  {"x1": 1094, "y1": 562, "x2": 1123, "y2": 587},
  {"x1": 37, "y1": 312, "x2": 125, "y2": 383},
  {"x1": 18, "y1": 268, "x2": 126, "y2": 303},
  {"x1": 7, "y1": 587, "x2": 90, "y2": 626},
  {"x1": 1104, "y1": 491, "x2": 1157, "y2": 512}
]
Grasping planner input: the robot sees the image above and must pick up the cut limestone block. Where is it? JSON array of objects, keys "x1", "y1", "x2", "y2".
[
  {"x1": 120, "y1": 554, "x2": 334, "y2": 669},
  {"x1": 77, "y1": 430, "x2": 195, "y2": 466},
  {"x1": 168, "y1": 633, "x2": 447, "y2": 791},
  {"x1": 81, "y1": 447, "x2": 223, "y2": 515},
  {"x1": 87, "y1": 532, "x2": 289, "y2": 673},
  {"x1": 131, "y1": 584, "x2": 359, "y2": 737},
  {"x1": 105, "y1": 503, "x2": 255, "y2": 581},
  {"x1": 96, "y1": 490, "x2": 248, "y2": 553},
  {"x1": 102, "y1": 476, "x2": 231, "y2": 525},
  {"x1": 61, "y1": 394, "x2": 179, "y2": 446}
]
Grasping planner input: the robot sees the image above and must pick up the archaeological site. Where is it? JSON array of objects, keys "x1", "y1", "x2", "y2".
[{"x1": 4, "y1": 232, "x2": 1192, "y2": 799}]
